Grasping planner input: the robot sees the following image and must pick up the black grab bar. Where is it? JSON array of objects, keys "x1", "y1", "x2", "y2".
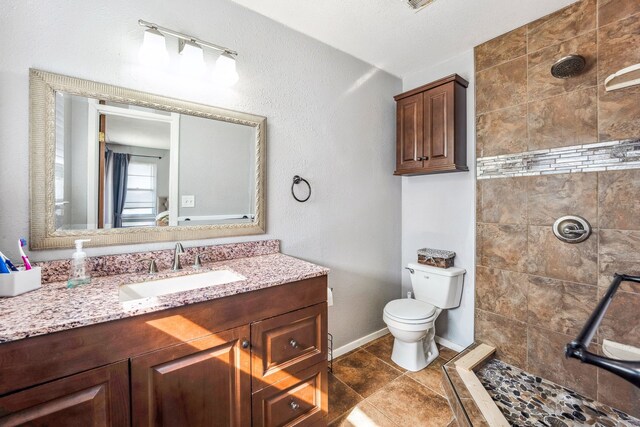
[{"x1": 565, "y1": 273, "x2": 640, "y2": 387}]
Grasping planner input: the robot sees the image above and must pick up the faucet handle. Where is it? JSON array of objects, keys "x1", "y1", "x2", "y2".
[
  {"x1": 141, "y1": 259, "x2": 158, "y2": 274},
  {"x1": 194, "y1": 254, "x2": 202, "y2": 269},
  {"x1": 172, "y1": 242, "x2": 186, "y2": 271}
]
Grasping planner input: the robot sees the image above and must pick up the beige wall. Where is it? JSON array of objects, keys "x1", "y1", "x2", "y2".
[
  {"x1": 474, "y1": 0, "x2": 640, "y2": 417},
  {"x1": 0, "y1": 0, "x2": 401, "y2": 353}
]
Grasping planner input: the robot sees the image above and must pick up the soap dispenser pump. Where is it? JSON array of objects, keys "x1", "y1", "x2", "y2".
[{"x1": 68, "y1": 239, "x2": 91, "y2": 288}]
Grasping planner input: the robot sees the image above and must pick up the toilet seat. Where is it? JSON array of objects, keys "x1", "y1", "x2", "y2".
[{"x1": 383, "y1": 299, "x2": 436, "y2": 324}]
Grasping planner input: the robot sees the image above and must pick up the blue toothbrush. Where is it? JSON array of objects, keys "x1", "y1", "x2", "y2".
[{"x1": 0, "y1": 251, "x2": 18, "y2": 272}]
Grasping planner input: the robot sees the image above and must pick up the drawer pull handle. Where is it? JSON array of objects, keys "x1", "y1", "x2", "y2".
[
  {"x1": 289, "y1": 339, "x2": 299, "y2": 349},
  {"x1": 290, "y1": 400, "x2": 300, "y2": 410},
  {"x1": 241, "y1": 339, "x2": 250, "y2": 349}
]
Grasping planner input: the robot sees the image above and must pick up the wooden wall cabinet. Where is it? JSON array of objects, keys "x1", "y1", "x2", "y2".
[
  {"x1": 394, "y1": 74, "x2": 469, "y2": 176},
  {"x1": 0, "y1": 276, "x2": 328, "y2": 427}
]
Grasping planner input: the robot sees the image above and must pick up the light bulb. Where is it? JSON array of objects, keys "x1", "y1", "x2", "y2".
[
  {"x1": 138, "y1": 28, "x2": 169, "y2": 67},
  {"x1": 213, "y1": 52, "x2": 239, "y2": 87},
  {"x1": 180, "y1": 40, "x2": 205, "y2": 77}
]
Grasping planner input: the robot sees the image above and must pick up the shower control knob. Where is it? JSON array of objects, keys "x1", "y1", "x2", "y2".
[
  {"x1": 563, "y1": 226, "x2": 587, "y2": 236},
  {"x1": 553, "y1": 215, "x2": 591, "y2": 244}
]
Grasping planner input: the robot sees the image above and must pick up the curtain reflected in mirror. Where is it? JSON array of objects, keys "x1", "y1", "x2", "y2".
[{"x1": 104, "y1": 150, "x2": 130, "y2": 229}]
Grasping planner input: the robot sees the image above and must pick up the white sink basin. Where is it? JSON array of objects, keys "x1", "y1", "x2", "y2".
[{"x1": 119, "y1": 270, "x2": 245, "y2": 302}]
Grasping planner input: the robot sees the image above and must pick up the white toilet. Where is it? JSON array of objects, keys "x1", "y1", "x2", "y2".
[{"x1": 383, "y1": 263, "x2": 465, "y2": 372}]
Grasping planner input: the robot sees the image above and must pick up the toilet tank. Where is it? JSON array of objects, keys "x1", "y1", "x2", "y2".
[{"x1": 408, "y1": 263, "x2": 465, "y2": 309}]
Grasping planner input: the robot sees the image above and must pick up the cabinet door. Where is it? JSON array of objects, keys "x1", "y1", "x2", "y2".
[
  {"x1": 423, "y1": 82, "x2": 455, "y2": 171},
  {"x1": 131, "y1": 325, "x2": 251, "y2": 427},
  {"x1": 395, "y1": 93, "x2": 424, "y2": 173},
  {"x1": 251, "y1": 303, "x2": 327, "y2": 391},
  {"x1": 252, "y1": 362, "x2": 327, "y2": 427},
  {"x1": 0, "y1": 361, "x2": 129, "y2": 427}
]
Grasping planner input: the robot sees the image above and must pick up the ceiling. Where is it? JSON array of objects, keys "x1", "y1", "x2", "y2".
[
  {"x1": 107, "y1": 116, "x2": 171, "y2": 150},
  {"x1": 230, "y1": 0, "x2": 577, "y2": 78}
]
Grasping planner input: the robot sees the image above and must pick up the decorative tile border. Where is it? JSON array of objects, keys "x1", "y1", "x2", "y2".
[{"x1": 477, "y1": 139, "x2": 640, "y2": 180}]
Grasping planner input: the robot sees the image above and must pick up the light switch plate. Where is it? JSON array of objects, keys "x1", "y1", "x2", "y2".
[{"x1": 181, "y1": 195, "x2": 195, "y2": 208}]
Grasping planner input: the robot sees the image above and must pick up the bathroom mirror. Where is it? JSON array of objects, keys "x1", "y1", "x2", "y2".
[{"x1": 29, "y1": 69, "x2": 266, "y2": 249}]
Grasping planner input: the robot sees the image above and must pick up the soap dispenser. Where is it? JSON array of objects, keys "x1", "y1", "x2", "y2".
[{"x1": 68, "y1": 239, "x2": 91, "y2": 288}]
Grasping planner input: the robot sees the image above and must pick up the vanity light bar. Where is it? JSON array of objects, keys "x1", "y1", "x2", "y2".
[{"x1": 138, "y1": 19, "x2": 238, "y2": 57}]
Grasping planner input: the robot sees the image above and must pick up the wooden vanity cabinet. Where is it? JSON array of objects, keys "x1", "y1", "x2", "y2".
[
  {"x1": 251, "y1": 304, "x2": 328, "y2": 427},
  {"x1": 394, "y1": 74, "x2": 468, "y2": 176},
  {"x1": 130, "y1": 325, "x2": 252, "y2": 427},
  {"x1": 251, "y1": 303, "x2": 327, "y2": 391},
  {"x1": 252, "y1": 362, "x2": 327, "y2": 427},
  {"x1": 0, "y1": 276, "x2": 328, "y2": 427},
  {"x1": 0, "y1": 361, "x2": 130, "y2": 426}
]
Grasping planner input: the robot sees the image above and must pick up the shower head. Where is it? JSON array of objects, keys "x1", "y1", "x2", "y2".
[{"x1": 551, "y1": 54, "x2": 586, "y2": 79}]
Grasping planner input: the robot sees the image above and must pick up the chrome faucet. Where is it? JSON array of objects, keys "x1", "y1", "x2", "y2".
[{"x1": 172, "y1": 242, "x2": 185, "y2": 271}]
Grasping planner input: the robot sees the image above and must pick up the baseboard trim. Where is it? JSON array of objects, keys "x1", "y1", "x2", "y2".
[
  {"x1": 435, "y1": 336, "x2": 466, "y2": 352},
  {"x1": 332, "y1": 327, "x2": 389, "y2": 360},
  {"x1": 331, "y1": 329, "x2": 466, "y2": 360}
]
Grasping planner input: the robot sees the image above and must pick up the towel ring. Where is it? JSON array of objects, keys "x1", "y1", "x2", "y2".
[{"x1": 291, "y1": 175, "x2": 311, "y2": 202}]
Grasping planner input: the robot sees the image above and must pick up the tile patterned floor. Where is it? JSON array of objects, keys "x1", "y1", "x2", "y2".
[{"x1": 329, "y1": 333, "x2": 460, "y2": 426}]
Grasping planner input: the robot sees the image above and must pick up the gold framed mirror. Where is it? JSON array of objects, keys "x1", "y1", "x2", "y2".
[{"x1": 29, "y1": 69, "x2": 266, "y2": 249}]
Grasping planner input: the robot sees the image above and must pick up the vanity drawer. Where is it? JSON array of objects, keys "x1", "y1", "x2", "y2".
[
  {"x1": 251, "y1": 362, "x2": 327, "y2": 427},
  {"x1": 251, "y1": 303, "x2": 327, "y2": 391}
]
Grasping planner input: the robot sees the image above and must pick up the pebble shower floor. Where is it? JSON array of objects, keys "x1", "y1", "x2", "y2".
[{"x1": 477, "y1": 359, "x2": 640, "y2": 427}]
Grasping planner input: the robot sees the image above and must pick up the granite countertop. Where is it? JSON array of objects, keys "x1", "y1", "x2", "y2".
[{"x1": 0, "y1": 253, "x2": 329, "y2": 344}]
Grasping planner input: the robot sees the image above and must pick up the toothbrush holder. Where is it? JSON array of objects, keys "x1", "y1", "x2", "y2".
[{"x1": 0, "y1": 267, "x2": 42, "y2": 297}]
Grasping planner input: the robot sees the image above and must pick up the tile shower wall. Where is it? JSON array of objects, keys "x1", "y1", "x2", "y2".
[{"x1": 474, "y1": 0, "x2": 640, "y2": 418}]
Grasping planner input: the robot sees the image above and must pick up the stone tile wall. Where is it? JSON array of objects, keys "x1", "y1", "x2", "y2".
[{"x1": 474, "y1": 0, "x2": 640, "y2": 417}]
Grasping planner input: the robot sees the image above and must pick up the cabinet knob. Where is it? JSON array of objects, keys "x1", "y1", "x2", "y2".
[
  {"x1": 417, "y1": 156, "x2": 429, "y2": 161},
  {"x1": 290, "y1": 400, "x2": 300, "y2": 410},
  {"x1": 289, "y1": 339, "x2": 299, "y2": 349},
  {"x1": 241, "y1": 339, "x2": 250, "y2": 349}
]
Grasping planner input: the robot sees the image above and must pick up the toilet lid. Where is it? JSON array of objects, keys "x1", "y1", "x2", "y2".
[{"x1": 384, "y1": 299, "x2": 436, "y2": 321}]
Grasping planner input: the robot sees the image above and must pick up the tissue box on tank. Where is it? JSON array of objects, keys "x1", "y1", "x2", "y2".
[{"x1": 417, "y1": 248, "x2": 455, "y2": 269}]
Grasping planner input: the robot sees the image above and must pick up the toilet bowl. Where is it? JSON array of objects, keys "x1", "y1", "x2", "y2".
[
  {"x1": 383, "y1": 299, "x2": 441, "y2": 371},
  {"x1": 383, "y1": 263, "x2": 465, "y2": 372}
]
